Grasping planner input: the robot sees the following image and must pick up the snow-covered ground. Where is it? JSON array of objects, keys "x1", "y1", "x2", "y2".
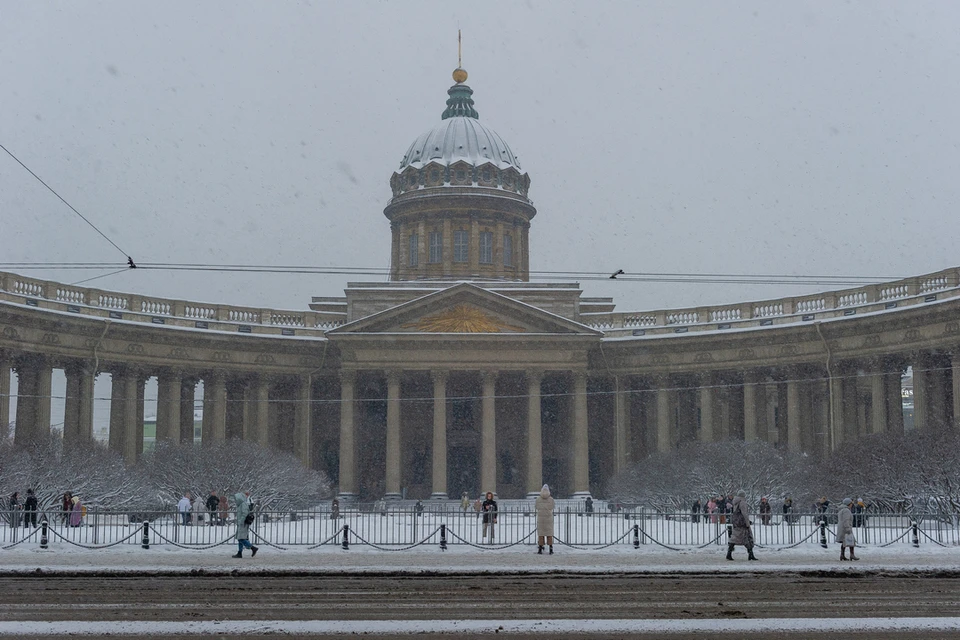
[{"x1": 2, "y1": 537, "x2": 960, "y2": 575}]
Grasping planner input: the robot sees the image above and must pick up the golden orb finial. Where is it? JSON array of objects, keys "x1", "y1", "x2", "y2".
[{"x1": 453, "y1": 67, "x2": 468, "y2": 84}]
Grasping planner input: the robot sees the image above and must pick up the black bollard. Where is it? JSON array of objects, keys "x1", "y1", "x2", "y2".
[
  {"x1": 633, "y1": 524, "x2": 640, "y2": 549},
  {"x1": 912, "y1": 519, "x2": 920, "y2": 548},
  {"x1": 342, "y1": 524, "x2": 350, "y2": 551},
  {"x1": 40, "y1": 519, "x2": 48, "y2": 549},
  {"x1": 819, "y1": 519, "x2": 828, "y2": 549},
  {"x1": 440, "y1": 524, "x2": 447, "y2": 551},
  {"x1": 141, "y1": 521, "x2": 150, "y2": 550}
]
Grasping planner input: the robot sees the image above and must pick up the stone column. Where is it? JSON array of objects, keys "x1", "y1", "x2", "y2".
[
  {"x1": 179, "y1": 377, "x2": 198, "y2": 444},
  {"x1": 571, "y1": 371, "x2": 590, "y2": 497},
  {"x1": 655, "y1": 376, "x2": 672, "y2": 453},
  {"x1": 786, "y1": 374, "x2": 802, "y2": 452},
  {"x1": 0, "y1": 356, "x2": 11, "y2": 440},
  {"x1": 63, "y1": 362, "x2": 95, "y2": 447},
  {"x1": 14, "y1": 361, "x2": 38, "y2": 446},
  {"x1": 828, "y1": 374, "x2": 845, "y2": 450},
  {"x1": 870, "y1": 365, "x2": 888, "y2": 435},
  {"x1": 525, "y1": 370, "x2": 543, "y2": 497},
  {"x1": 293, "y1": 374, "x2": 313, "y2": 468},
  {"x1": 698, "y1": 373, "x2": 716, "y2": 443},
  {"x1": 431, "y1": 371, "x2": 449, "y2": 499},
  {"x1": 122, "y1": 370, "x2": 142, "y2": 465},
  {"x1": 384, "y1": 370, "x2": 402, "y2": 498},
  {"x1": 206, "y1": 371, "x2": 227, "y2": 444},
  {"x1": 338, "y1": 370, "x2": 357, "y2": 499},
  {"x1": 613, "y1": 375, "x2": 630, "y2": 474},
  {"x1": 743, "y1": 371, "x2": 759, "y2": 441},
  {"x1": 480, "y1": 371, "x2": 497, "y2": 495},
  {"x1": 254, "y1": 376, "x2": 271, "y2": 448},
  {"x1": 953, "y1": 351, "x2": 960, "y2": 430},
  {"x1": 108, "y1": 369, "x2": 126, "y2": 455},
  {"x1": 156, "y1": 370, "x2": 182, "y2": 443},
  {"x1": 885, "y1": 367, "x2": 904, "y2": 434},
  {"x1": 913, "y1": 356, "x2": 928, "y2": 431}
]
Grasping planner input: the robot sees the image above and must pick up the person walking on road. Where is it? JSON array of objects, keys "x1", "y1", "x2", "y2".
[
  {"x1": 837, "y1": 498, "x2": 859, "y2": 561},
  {"x1": 727, "y1": 490, "x2": 758, "y2": 561},
  {"x1": 481, "y1": 492, "x2": 498, "y2": 542},
  {"x1": 535, "y1": 484, "x2": 555, "y2": 555},
  {"x1": 232, "y1": 491, "x2": 259, "y2": 558}
]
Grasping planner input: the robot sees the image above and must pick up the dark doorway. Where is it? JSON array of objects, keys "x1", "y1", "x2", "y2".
[{"x1": 449, "y1": 445, "x2": 479, "y2": 499}]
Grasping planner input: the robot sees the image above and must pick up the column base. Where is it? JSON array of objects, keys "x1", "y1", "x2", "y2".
[
  {"x1": 336, "y1": 492, "x2": 358, "y2": 502},
  {"x1": 383, "y1": 493, "x2": 403, "y2": 501},
  {"x1": 571, "y1": 491, "x2": 593, "y2": 499},
  {"x1": 430, "y1": 493, "x2": 448, "y2": 500},
  {"x1": 526, "y1": 492, "x2": 542, "y2": 499}
]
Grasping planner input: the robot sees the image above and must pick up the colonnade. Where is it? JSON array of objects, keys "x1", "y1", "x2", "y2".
[{"x1": 2, "y1": 348, "x2": 959, "y2": 498}]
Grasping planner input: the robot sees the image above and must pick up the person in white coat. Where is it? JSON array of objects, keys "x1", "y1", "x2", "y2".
[
  {"x1": 535, "y1": 484, "x2": 555, "y2": 555},
  {"x1": 836, "y1": 498, "x2": 859, "y2": 561},
  {"x1": 177, "y1": 492, "x2": 192, "y2": 526}
]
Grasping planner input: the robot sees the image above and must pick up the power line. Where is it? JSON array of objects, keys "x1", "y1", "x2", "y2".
[{"x1": 0, "y1": 143, "x2": 134, "y2": 263}]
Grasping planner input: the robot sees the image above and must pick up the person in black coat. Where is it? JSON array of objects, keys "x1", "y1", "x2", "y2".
[
  {"x1": 23, "y1": 489, "x2": 39, "y2": 528},
  {"x1": 205, "y1": 491, "x2": 220, "y2": 527},
  {"x1": 481, "y1": 492, "x2": 498, "y2": 542},
  {"x1": 691, "y1": 499, "x2": 702, "y2": 524}
]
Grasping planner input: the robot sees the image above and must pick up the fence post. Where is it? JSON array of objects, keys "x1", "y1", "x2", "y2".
[
  {"x1": 440, "y1": 524, "x2": 447, "y2": 551},
  {"x1": 819, "y1": 519, "x2": 828, "y2": 549},
  {"x1": 342, "y1": 524, "x2": 350, "y2": 550},
  {"x1": 633, "y1": 524, "x2": 639, "y2": 549},
  {"x1": 92, "y1": 509, "x2": 98, "y2": 545},
  {"x1": 912, "y1": 519, "x2": 920, "y2": 548},
  {"x1": 141, "y1": 521, "x2": 150, "y2": 549},
  {"x1": 40, "y1": 519, "x2": 48, "y2": 549}
]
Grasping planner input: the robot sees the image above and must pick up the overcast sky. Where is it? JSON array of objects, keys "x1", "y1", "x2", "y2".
[{"x1": 2, "y1": 1, "x2": 959, "y2": 315}]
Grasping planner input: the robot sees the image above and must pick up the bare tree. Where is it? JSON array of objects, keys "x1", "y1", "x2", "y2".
[
  {"x1": 0, "y1": 433, "x2": 149, "y2": 510},
  {"x1": 135, "y1": 440, "x2": 332, "y2": 511},
  {"x1": 607, "y1": 440, "x2": 818, "y2": 512}
]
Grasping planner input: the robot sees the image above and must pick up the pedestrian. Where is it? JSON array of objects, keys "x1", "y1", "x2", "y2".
[
  {"x1": 192, "y1": 493, "x2": 205, "y2": 525},
  {"x1": 460, "y1": 492, "x2": 470, "y2": 514},
  {"x1": 852, "y1": 497, "x2": 865, "y2": 528},
  {"x1": 691, "y1": 498, "x2": 702, "y2": 524},
  {"x1": 69, "y1": 496, "x2": 83, "y2": 527},
  {"x1": 331, "y1": 498, "x2": 340, "y2": 520},
  {"x1": 535, "y1": 484, "x2": 555, "y2": 555},
  {"x1": 707, "y1": 497, "x2": 717, "y2": 524},
  {"x1": 473, "y1": 496, "x2": 482, "y2": 520},
  {"x1": 8, "y1": 492, "x2": 21, "y2": 528},
  {"x1": 205, "y1": 491, "x2": 220, "y2": 527},
  {"x1": 415, "y1": 500, "x2": 424, "y2": 516},
  {"x1": 232, "y1": 491, "x2": 259, "y2": 558},
  {"x1": 481, "y1": 492, "x2": 498, "y2": 542},
  {"x1": 584, "y1": 496, "x2": 594, "y2": 515},
  {"x1": 23, "y1": 489, "x2": 39, "y2": 528},
  {"x1": 218, "y1": 491, "x2": 229, "y2": 525},
  {"x1": 61, "y1": 492, "x2": 73, "y2": 525},
  {"x1": 837, "y1": 498, "x2": 859, "y2": 561},
  {"x1": 758, "y1": 497, "x2": 772, "y2": 525},
  {"x1": 782, "y1": 496, "x2": 794, "y2": 524},
  {"x1": 177, "y1": 491, "x2": 192, "y2": 526},
  {"x1": 726, "y1": 490, "x2": 758, "y2": 561},
  {"x1": 816, "y1": 496, "x2": 830, "y2": 518}
]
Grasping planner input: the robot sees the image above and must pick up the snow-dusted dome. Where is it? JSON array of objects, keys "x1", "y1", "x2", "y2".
[{"x1": 397, "y1": 83, "x2": 525, "y2": 174}]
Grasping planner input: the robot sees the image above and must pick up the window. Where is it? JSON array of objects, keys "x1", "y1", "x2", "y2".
[
  {"x1": 431, "y1": 170, "x2": 439, "y2": 182},
  {"x1": 503, "y1": 234, "x2": 513, "y2": 267},
  {"x1": 456, "y1": 170, "x2": 465, "y2": 180},
  {"x1": 428, "y1": 231, "x2": 442, "y2": 264},
  {"x1": 454, "y1": 230, "x2": 469, "y2": 263},
  {"x1": 408, "y1": 233, "x2": 419, "y2": 267},
  {"x1": 479, "y1": 231, "x2": 492, "y2": 264},
  {"x1": 482, "y1": 169, "x2": 491, "y2": 181}
]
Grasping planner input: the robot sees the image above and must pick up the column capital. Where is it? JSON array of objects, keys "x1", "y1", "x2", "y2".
[
  {"x1": 385, "y1": 369, "x2": 402, "y2": 384},
  {"x1": 480, "y1": 370, "x2": 498, "y2": 384},
  {"x1": 525, "y1": 369, "x2": 544, "y2": 383},
  {"x1": 64, "y1": 359, "x2": 96, "y2": 376},
  {"x1": 430, "y1": 370, "x2": 449, "y2": 384},
  {"x1": 339, "y1": 369, "x2": 357, "y2": 384}
]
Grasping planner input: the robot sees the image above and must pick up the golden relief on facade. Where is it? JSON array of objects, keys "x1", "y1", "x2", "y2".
[{"x1": 404, "y1": 304, "x2": 525, "y2": 333}]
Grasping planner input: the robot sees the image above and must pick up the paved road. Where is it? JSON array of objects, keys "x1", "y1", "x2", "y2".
[{"x1": 1, "y1": 572, "x2": 958, "y2": 638}]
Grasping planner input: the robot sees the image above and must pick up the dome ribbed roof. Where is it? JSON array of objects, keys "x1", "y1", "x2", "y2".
[{"x1": 397, "y1": 83, "x2": 525, "y2": 174}]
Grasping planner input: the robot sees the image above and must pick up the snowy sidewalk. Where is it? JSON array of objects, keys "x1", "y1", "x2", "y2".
[{"x1": 2, "y1": 542, "x2": 959, "y2": 575}]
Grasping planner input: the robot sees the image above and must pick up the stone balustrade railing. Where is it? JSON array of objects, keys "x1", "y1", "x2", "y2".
[
  {"x1": 0, "y1": 271, "x2": 344, "y2": 337},
  {"x1": 583, "y1": 266, "x2": 960, "y2": 337},
  {"x1": 2, "y1": 267, "x2": 959, "y2": 340}
]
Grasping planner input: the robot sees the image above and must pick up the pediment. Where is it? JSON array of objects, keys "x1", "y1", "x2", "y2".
[{"x1": 327, "y1": 283, "x2": 601, "y2": 336}]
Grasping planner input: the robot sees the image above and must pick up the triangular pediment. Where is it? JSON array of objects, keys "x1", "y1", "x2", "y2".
[{"x1": 327, "y1": 283, "x2": 601, "y2": 336}]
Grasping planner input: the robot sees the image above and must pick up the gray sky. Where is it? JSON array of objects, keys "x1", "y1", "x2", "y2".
[{"x1": 2, "y1": 1, "x2": 959, "y2": 315}]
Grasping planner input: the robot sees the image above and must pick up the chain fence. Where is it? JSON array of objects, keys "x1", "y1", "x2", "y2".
[{"x1": 1, "y1": 505, "x2": 957, "y2": 551}]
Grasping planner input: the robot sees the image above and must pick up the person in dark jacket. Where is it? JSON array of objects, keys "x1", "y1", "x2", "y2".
[
  {"x1": 23, "y1": 489, "x2": 39, "y2": 528},
  {"x1": 205, "y1": 491, "x2": 220, "y2": 527},
  {"x1": 782, "y1": 497, "x2": 794, "y2": 524},
  {"x1": 481, "y1": 492, "x2": 498, "y2": 542},
  {"x1": 8, "y1": 492, "x2": 21, "y2": 528},
  {"x1": 758, "y1": 497, "x2": 772, "y2": 525},
  {"x1": 691, "y1": 499, "x2": 702, "y2": 524}
]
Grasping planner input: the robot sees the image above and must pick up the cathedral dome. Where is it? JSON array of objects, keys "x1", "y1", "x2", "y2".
[{"x1": 389, "y1": 79, "x2": 531, "y2": 200}]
